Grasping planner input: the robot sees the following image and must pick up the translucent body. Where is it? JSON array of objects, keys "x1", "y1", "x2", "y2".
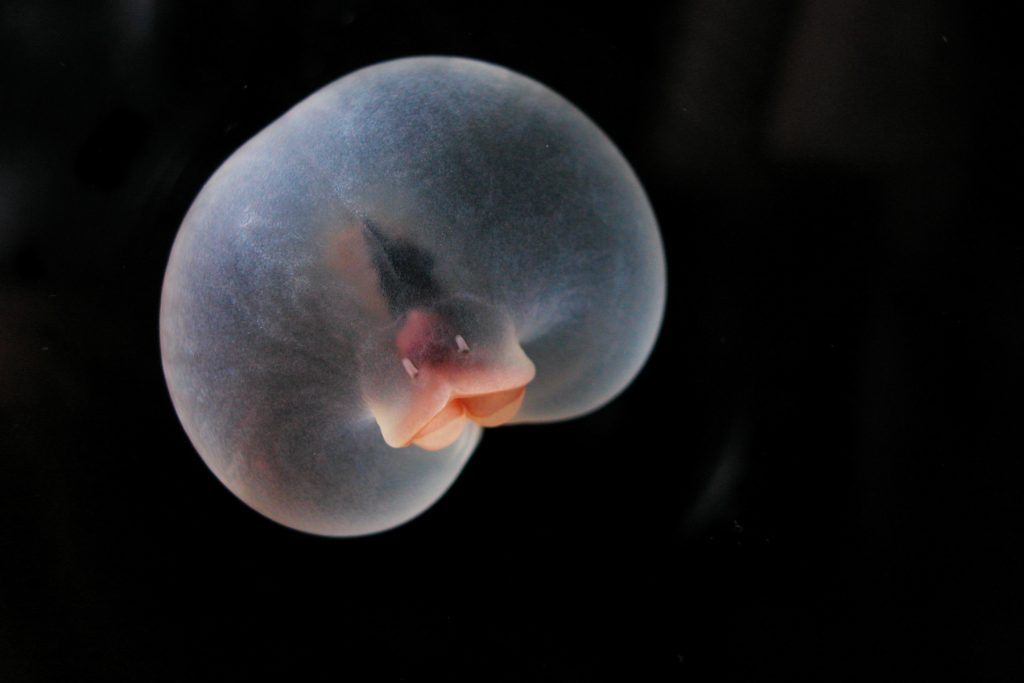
[{"x1": 160, "y1": 57, "x2": 666, "y2": 536}]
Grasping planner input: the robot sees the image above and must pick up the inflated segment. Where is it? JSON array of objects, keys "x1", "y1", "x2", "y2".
[{"x1": 160, "y1": 56, "x2": 666, "y2": 536}]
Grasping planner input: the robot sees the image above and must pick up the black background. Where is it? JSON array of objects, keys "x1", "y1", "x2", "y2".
[{"x1": 2, "y1": 2, "x2": 1021, "y2": 681}]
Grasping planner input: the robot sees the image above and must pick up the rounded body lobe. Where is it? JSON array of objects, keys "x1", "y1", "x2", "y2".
[{"x1": 160, "y1": 57, "x2": 665, "y2": 536}]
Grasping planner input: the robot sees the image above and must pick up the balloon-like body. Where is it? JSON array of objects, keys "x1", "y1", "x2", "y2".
[{"x1": 160, "y1": 57, "x2": 665, "y2": 536}]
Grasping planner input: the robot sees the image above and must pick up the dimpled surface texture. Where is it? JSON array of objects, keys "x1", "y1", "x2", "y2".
[{"x1": 160, "y1": 57, "x2": 666, "y2": 536}]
